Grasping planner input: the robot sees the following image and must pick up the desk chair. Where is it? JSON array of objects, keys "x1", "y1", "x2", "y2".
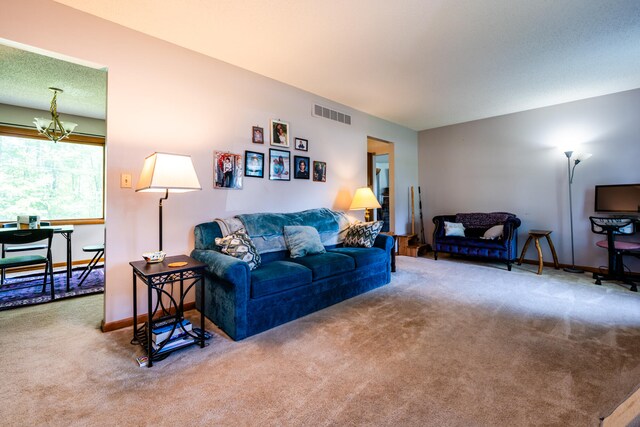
[
  {"x1": 1, "y1": 222, "x2": 51, "y2": 284},
  {"x1": 0, "y1": 228, "x2": 55, "y2": 299},
  {"x1": 589, "y1": 216, "x2": 640, "y2": 292},
  {"x1": 78, "y1": 244, "x2": 104, "y2": 287}
]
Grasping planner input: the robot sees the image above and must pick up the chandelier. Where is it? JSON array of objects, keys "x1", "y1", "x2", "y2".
[{"x1": 33, "y1": 87, "x2": 77, "y2": 143}]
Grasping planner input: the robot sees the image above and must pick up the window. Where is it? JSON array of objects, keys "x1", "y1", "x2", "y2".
[{"x1": 0, "y1": 127, "x2": 104, "y2": 222}]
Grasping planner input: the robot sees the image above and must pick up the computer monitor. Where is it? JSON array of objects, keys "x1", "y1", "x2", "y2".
[{"x1": 594, "y1": 184, "x2": 640, "y2": 213}]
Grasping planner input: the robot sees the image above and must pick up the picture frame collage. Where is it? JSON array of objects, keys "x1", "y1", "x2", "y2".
[{"x1": 214, "y1": 119, "x2": 326, "y2": 188}]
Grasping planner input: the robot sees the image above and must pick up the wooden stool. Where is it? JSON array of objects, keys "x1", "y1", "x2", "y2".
[
  {"x1": 517, "y1": 230, "x2": 559, "y2": 275},
  {"x1": 397, "y1": 233, "x2": 429, "y2": 258}
]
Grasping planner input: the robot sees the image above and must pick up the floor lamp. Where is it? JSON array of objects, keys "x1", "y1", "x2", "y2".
[
  {"x1": 563, "y1": 150, "x2": 592, "y2": 273},
  {"x1": 136, "y1": 152, "x2": 202, "y2": 251}
]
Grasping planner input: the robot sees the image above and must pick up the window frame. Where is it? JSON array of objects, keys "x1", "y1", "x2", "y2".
[{"x1": 0, "y1": 125, "x2": 106, "y2": 225}]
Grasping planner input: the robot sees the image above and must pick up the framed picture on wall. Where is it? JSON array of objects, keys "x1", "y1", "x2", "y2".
[
  {"x1": 270, "y1": 119, "x2": 289, "y2": 147},
  {"x1": 269, "y1": 148, "x2": 290, "y2": 181},
  {"x1": 294, "y1": 137, "x2": 308, "y2": 151},
  {"x1": 313, "y1": 161, "x2": 326, "y2": 182},
  {"x1": 252, "y1": 126, "x2": 264, "y2": 144},
  {"x1": 214, "y1": 151, "x2": 243, "y2": 189},
  {"x1": 244, "y1": 150, "x2": 264, "y2": 178},
  {"x1": 294, "y1": 156, "x2": 310, "y2": 179}
]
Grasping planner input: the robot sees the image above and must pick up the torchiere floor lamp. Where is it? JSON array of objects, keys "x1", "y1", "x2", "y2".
[{"x1": 563, "y1": 150, "x2": 592, "y2": 273}]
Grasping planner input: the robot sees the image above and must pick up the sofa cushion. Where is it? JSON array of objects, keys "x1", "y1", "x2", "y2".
[
  {"x1": 284, "y1": 225, "x2": 326, "y2": 258},
  {"x1": 288, "y1": 252, "x2": 355, "y2": 280},
  {"x1": 436, "y1": 236, "x2": 508, "y2": 249},
  {"x1": 250, "y1": 260, "x2": 312, "y2": 298},
  {"x1": 328, "y1": 247, "x2": 387, "y2": 269},
  {"x1": 215, "y1": 229, "x2": 261, "y2": 270},
  {"x1": 344, "y1": 221, "x2": 383, "y2": 248}
]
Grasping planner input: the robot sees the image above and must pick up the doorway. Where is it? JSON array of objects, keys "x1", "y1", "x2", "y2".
[
  {"x1": 367, "y1": 137, "x2": 394, "y2": 232},
  {"x1": 0, "y1": 41, "x2": 107, "y2": 311}
]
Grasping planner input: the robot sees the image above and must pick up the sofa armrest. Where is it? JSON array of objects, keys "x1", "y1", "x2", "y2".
[
  {"x1": 374, "y1": 233, "x2": 394, "y2": 255},
  {"x1": 502, "y1": 217, "x2": 522, "y2": 242},
  {"x1": 190, "y1": 248, "x2": 251, "y2": 340},
  {"x1": 432, "y1": 215, "x2": 456, "y2": 240},
  {"x1": 191, "y1": 248, "x2": 251, "y2": 283}
]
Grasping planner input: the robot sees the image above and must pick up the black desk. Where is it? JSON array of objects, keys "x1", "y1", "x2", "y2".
[{"x1": 130, "y1": 255, "x2": 207, "y2": 367}]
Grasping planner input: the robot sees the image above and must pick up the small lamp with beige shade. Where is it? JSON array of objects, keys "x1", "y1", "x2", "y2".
[{"x1": 349, "y1": 187, "x2": 381, "y2": 222}]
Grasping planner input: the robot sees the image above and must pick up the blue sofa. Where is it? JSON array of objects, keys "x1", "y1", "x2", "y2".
[
  {"x1": 432, "y1": 212, "x2": 521, "y2": 270},
  {"x1": 191, "y1": 208, "x2": 393, "y2": 340}
]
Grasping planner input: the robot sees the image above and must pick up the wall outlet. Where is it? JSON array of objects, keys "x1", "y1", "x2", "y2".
[{"x1": 120, "y1": 173, "x2": 132, "y2": 188}]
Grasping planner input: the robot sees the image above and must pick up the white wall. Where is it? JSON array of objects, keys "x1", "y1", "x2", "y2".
[
  {"x1": 1, "y1": 0, "x2": 418, "y2": 324},
  {"x1": 419, "y1": 88, "x2": 640, "y2": 271}
]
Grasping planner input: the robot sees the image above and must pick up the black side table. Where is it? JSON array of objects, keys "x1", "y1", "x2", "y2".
[{"x1": 130, "y1": 255, "x2": 207, "y2": 367}]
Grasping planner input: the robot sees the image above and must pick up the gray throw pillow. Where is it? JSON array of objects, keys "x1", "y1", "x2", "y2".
[
  {"x1": 283, "y1": 225, "x2": 326, "y2": 258},
  {"x1": 344, "y1": 221, "x2": 383, "y2": 248},
  {"x1": 215, "y1": 228, "x2": 261, "y2": 270}
]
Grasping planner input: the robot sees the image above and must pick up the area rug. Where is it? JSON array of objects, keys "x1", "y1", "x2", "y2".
[
  {"x1": 0, "y1": 267, "x2": 104, "y2": 310},
  {"x1": 0, "y1": 257, "x2": 638, "y2": 426}
]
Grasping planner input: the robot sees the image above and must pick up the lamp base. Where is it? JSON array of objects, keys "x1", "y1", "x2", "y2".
[{"x1": 563, "y1": 266, "x2": 584, "y2": 274}]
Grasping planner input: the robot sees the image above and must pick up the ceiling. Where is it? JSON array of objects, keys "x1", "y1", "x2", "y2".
[
  {"x1": 0, "y1": 44, "x2": 107, "y2": 120},
  {"x1": 7, "y1": 1, "x2": 640, "y2": 130}
]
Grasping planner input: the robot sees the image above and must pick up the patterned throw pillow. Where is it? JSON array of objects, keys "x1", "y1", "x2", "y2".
[
  {"x1": 344, "y1": 221, "x2": 383, "y2": 248},
  {"x1": 215, "y1": 228, "x2": 261, "y2": 270}
]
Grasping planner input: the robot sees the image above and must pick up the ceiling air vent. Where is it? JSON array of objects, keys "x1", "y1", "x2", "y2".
[{"x1": 312, "y1": 103, "x2": 351, "y2": 125}]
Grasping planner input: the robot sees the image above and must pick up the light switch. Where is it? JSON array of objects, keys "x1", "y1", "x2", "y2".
[{"x1": 120, "y1": 173, "x2": 132, "y2": 188}]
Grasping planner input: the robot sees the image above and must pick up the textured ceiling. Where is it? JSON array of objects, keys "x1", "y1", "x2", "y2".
[
  {"x1": 10, "y1": 1, "x2": 640, "y2": 130},
  {"x1": 0, "y1": 44, "x2": 107, "y2": 119}
]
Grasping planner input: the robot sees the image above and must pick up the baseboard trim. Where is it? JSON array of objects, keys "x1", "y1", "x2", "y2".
[
  {"x1": 101, "y1": 301, "x2": 196, "y2": 332},
  {"x1": 5, "y1": 258, "x2": 104, "y2": 275},
  {"x1": 519, "y1": 258, "x2": 601, "y2": 274}
]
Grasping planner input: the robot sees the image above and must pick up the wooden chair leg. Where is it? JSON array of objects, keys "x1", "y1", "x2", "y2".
[
  {"x1": 544, "y1": 234, "x2": 560, "y2": 269},
  {"x1": 534, "y1": 237, "x2": 544, "y2": 275},
  {"x1": 518, "y1": 235, "x2": 533, "y2": 265}
]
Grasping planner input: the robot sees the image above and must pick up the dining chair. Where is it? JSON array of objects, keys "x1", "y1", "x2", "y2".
[
  {"x1": 1, "y1": 221, "x2": 51, "y2": 283},
  {"x1": 0, "y1": 228, "x2": 55, "y2": 298}
]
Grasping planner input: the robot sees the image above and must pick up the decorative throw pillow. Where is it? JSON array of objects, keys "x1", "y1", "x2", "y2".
[
  {"x1": 215, "y1": 228, "x2": 261, "y2": 270},
  {"x1": 283, "y1": 225, "x2": 326, "y2": 258},
  {"x1": 481, "y1": 224, "x2": 504, "y2": 240},
  {"x1": 444, "y1": 221, "x2": 465, "y2": 237},
  {"x1": 344, "y1": 221, "x2": 383, "y2": 248}
]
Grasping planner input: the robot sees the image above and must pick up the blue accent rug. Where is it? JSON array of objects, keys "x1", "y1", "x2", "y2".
[{"x1": 0, "y1": 267, "x2": 104, "y2": 311}]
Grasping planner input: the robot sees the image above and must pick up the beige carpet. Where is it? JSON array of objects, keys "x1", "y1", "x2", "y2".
[{"x1": 0, "y1": 256, "x2": 639, "y2": 426}]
